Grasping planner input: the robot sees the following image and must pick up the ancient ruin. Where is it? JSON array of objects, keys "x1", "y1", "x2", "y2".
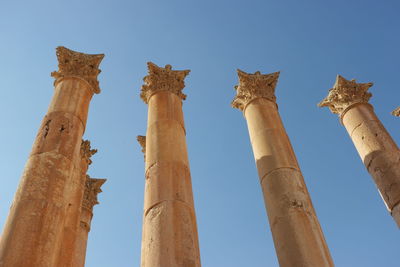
[
  {"x1": 0, "y1": 47, "x2": 105, "y2": 266},
  {"x1": 319, "y1": 75, "x2": 400, "y2": 227},
  {"x1": 139, "y1": 62, "x2": 201, "y2": 267},
  {"x1": 232, "y1": 69, "x2": 334, "y2": 266},
  {"x1": 1, "y1": 45, "x2": 400, "y2": 267}
]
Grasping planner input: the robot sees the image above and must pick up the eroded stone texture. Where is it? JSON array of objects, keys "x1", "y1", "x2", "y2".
[
  {"x1": 140, "y1": 63, "x2": 200, "y2": 267},
  {"x1": 51, "y1": 46, "x2": 104, "y2": 94},
  {"x1": 140, "y1": 62, "x2": 190, "y2": 104},
  {"x1": 55, "y1": 139, "x2": 98, "y2": 267},
  {"x1": 318, "y1": 75, "x2": 373, "y2": 115},
  {"x1": 73, "y1": 177, "x2": 106, "y2": 267},
  {"x1": 320, "y1": 76, "x2": 400, "y2": 227},
  {"x1": 231, "y1": 69, "x2": 280, "y2": 111},
  {"x1": 0, "y1": 47, "x2": 104, "y2": 267},
  {"x1": 233, "y1": 69, "x2": 333, "y2": 267}
]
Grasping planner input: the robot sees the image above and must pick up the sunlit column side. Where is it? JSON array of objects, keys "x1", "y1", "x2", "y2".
[
  {"x1": 319, "y1": 75, "x2": 400, "y2": 227},
  {"x1": 55, "y1": 139, "x2": 97, "y2": 266},
  {"x1": 232, "y1": 70, "x2": 333, "y2": 267},
  {"x1": 72, "y1": 176, "x2": 106, "y2": 267},
  {"x1": 140, "y1": 62, "x2": 201, "y2": 267},
  {"x1": 0, "y1": 47, "x2": 104, "y2": 266}
]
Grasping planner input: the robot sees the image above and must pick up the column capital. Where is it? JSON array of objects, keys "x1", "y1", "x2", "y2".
[
  {"x1": 80, "y1": 139, "x2": 97, "y2": 166},
  {"x1": 392, "y1": 107, "x2": 400, "y2": 117},
  {"x1": 231, "y1": 69, "x2": 280, "y2": 111},
  {"x1": 51, "y1": 46, "x2": 104, "y2": 94},
  {"x1": 318, "y1": 75, "x2": 373, "y2": 115},
  {"x1": 137, "y1": 135, "x2": 146, "y2": 160},
  {"x1": 82, "y1": 176, "x2": 106, "y2": 212},
  {"x1": 140, "y1": 62, "x2": 190, "y2": 104}
]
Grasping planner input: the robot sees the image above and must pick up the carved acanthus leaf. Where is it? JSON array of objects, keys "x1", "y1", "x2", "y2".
[
  {"x1": 137, "y1": 135, "x2": 146, "y2": 160},
  {"x1": 318, "y1": 75, "x2": 373, "y2": 114},
  {"x1": 231, "y1": 69, "x2": 280, "y2": 111},
  {"x1": 51, "y1": 46, "x2": 104, "y2": 94},
  {"x1": 140, "y1": 62, "x2": 190, "y2": 104},
  {"x1": 82, "y1": 176, "x2": 106, "y2": 211},
  {"x1": 392, "y1": 107, "x2": 400, "y2": 117},
  {"x1": 80, "y1": 139, "x2": 97, "y2": 166}
]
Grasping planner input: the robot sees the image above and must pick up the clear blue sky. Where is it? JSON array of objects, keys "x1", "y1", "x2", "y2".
[{"x1": 0, "y1": 0, "x2": 399, "y2": 266}]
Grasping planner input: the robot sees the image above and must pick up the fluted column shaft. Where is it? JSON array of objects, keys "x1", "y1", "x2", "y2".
[
  {"x1": 0, "y1": 47, "x2": 103, "y2": 267},
  {"x1": 320, "y1": 75, "x2": 400, "y2": 227},
  {"x1": 233, "y1": 70, "x2": 333, "y2": 267},
  {"x1": 140, "y1": 63, "x2": 200, "y2": 267}
]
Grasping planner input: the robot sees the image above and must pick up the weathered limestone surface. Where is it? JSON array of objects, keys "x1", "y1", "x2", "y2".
[
  {"x1": 72, "y1": 177, "x2": 106, "y2": 267},
  {"x1": 140, "y1": 63, "x2": 201, "y2": 267},
  {"x1": 55, "y1": 140, "x2": 97, "y2": 267},
  {"x1": 319, "y1": 75, "x2": 400, "y2": 227},
  {"x1": 233, "y1": 70, "x2": 333, "y2": 267},
  {"x1": 0, "y1": 47, "x2": 103, "y2": 267}
]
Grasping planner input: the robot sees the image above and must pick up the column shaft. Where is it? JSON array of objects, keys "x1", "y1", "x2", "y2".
[
  {"x1": 0, "y1": 80, "x2": 90, "y2": 266},
  {"x1": 72, "y1": 177, "x2": 105, "y2": 267},
  {"x1": 55, "y1": 140, "x2": 96, "y2": 267},
  {"x1": 342, "y1": 104, "x2": 400, "y2": 225},
  {"x1": 142, "y1": 91, "x2": 200, "y2": 267},
  {"x1": 319, "y1": 75, "x2": 400, "y2": 226},
  {"x1": 73, "y1": 209, "x2": 92, "y2": 267},
  {"x1": 140, "y1": 63, "x2": 200, "y2": 267},
  {"x1": 0, "y1": 47, "x2": 103, "y2": 267},
  {"x1": 245, "y1": 98, "x2": 333, "y2": 266},
  {"x1": 232, "y1": 69, "x2": 333, "y2": 266}
]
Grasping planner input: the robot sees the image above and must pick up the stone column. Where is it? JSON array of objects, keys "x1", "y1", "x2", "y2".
[
  {"x1": 72, "y1": 177, "x2": 106, "y2": 267},
  {"x1": 0, "y1": 46, "x2": 104, "y2": 267},
  {"x1": 140, "y1": 62, "x2": 201, "y2": 267},
  {"x1": 55, "y1": 140, "x2": 97, "y2": 266},
  {"x1": 232, "y1": 69, "x2": 333, "y2": 267},
  {"x1": 319, "y1": 75, "x2": 400, "y2": 227}
]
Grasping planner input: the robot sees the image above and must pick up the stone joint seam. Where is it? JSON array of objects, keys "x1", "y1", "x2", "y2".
[
  {"x1": 53, "y1": 76, "x2": 96, "y2": 96},
  {"x1": 144, "y1": 199, "x2": 195, "y2": 217},
  {"x1": 339, "y1": 102, "x2": 374, "y2": 125},
  {"x1": 242, "y1": 97, "x2": 278, "y2": 117},
  {"x1": 29, "y1": 150, "x2": 84, "y2": 172},
  {"x1": 259, "y1": 166, "x2": 301, "y2": 185},
  {"x1": 144, "y1": 161, "x2": 190, "y2": 178},
  {"x1": 147, "y1": 119, "x2": 187, "y2": 136},
  {"x1": 46, "y1": 110, "x2": 86, "y2": 134}
]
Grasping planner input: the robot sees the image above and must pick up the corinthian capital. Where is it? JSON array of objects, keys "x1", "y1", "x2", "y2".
[
  {"x1": 137, "y1": 135, "x2": 146, "y2": 160},
  {"x1": 231, "y1": 69, "x2": 280, "y2": 111},
  {"x1": 51, "y1": 46, "x2": 104, "y2": 94},
  {"x1": 318, "y1": 75, "x2": 373, "y2": 114},
  {"x1": 392, "y1": 107, "x2": 400, "y2": 117},
  {"x1": 82, "y1": 176, "x2": 106, "y2": 211},
  {"x1": 80, "y1": 139, "x2": 97, "y2": 166},
  {"x1": 140, "y1": 62, "x2": 190, "y2": 104}
]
